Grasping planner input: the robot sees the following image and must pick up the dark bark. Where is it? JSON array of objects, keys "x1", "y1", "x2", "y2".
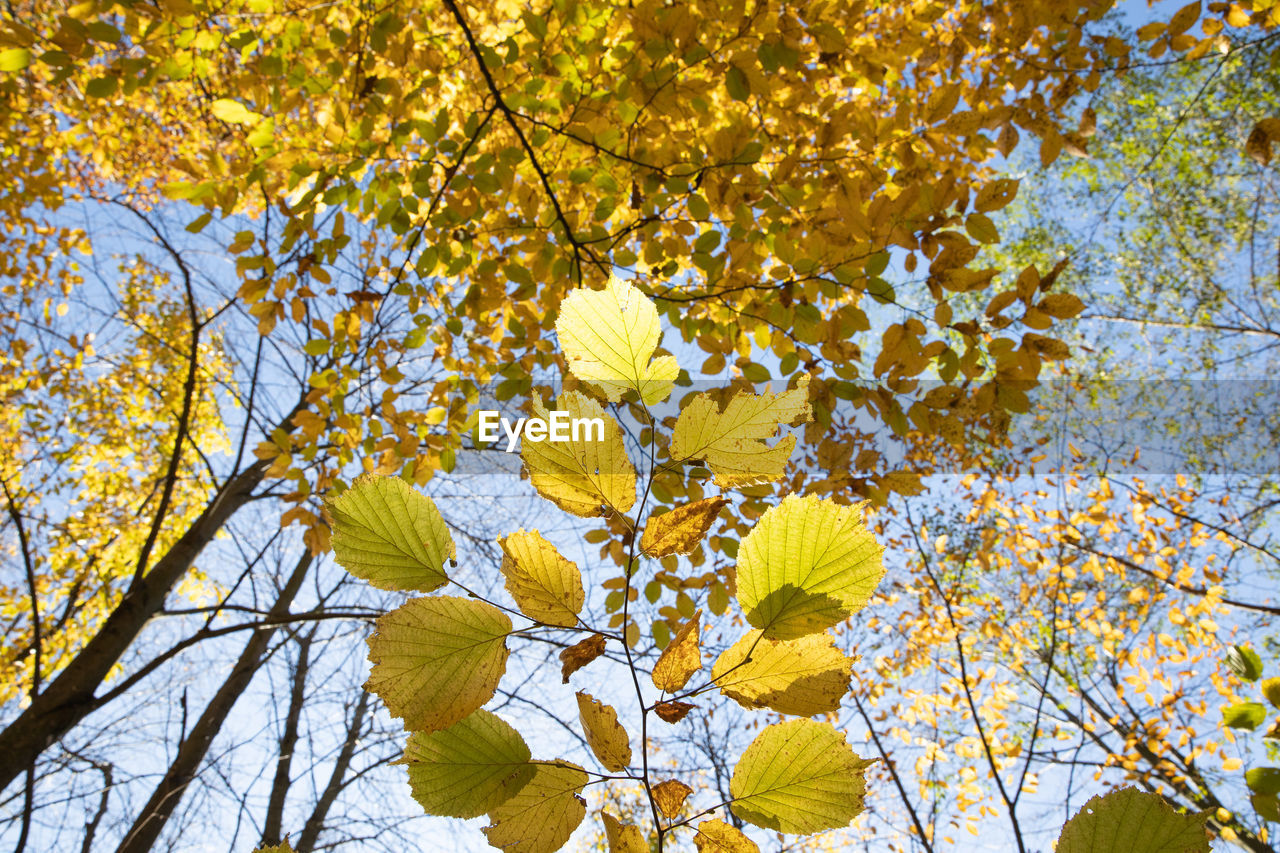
[
  {"x1": 261, "y1": 628, "x2": 314, "y2": 847},
  {"x1": 0, "y1": 458, "x2": 272, "y2": 795},
  {"x1": 295, "y1": 690, "x2": 369, "y2": 853},
  {"x1": 114, "y1": 550, "x2": 313, "y2": 853}
]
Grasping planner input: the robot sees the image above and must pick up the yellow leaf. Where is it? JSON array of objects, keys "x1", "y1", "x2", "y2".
[
  {"x1": 669, "y1": 377, "x2": 811, "y2": 488},
  {"x1": 730, "y1": 719, "x2": 874, "y2": 833},
  {"x1": 523, "y1": 392, "x2": 636, "y2": 517},
  {"x1": 327, "y1": 475, "x2": 455, "y2": 593},
  {"x1": 693, "y1": 819, "x2": 760, "y2": 853},
  {"x1": 403, "y1": 710, "x2": 535, "y2": 818},
  {"x1": 652, "y1": 611, "x2": 702, "y2": 692},
  {"x1": 211, "y1": 97, "x2": 262, "y2": 125},
  {"x1": 653, "y1": 779, "x2": 693, "y2": 818},
  {"x1": 483, "y1": 762, "x2": 588, "y2": 853},
  {"x1": 1262, "y1": 678, "x2": 1280, "y2": 709},
  {"x1": 711, "y1": 630, "x2": 852, "y2": 717},
  {"x1": 560, "y1": 634, "x2": 607, "y2": 683},
  {"x1": 736, "y1": 494, "x2": 884, "y2": 639},
  {"x1": 365, "y1": 596, "x2": 510, "y2": 733},
  {"x1": 641, "y1": 497, "x2": 728, "y2": 557},
  {"x1": 602, "y1": 812, "x2": 647, "y2": 853},
  {"x1": 555, "y1": 277, "x2": 678, "y2": 405},
  {"x1": 575, "y1": 692, "x2": 632, "y2": 772},
  {"x1": 499, "y1": 529, "x2": 585, "y2": 627}
]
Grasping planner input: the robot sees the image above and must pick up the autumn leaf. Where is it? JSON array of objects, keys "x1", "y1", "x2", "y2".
[
  {"x1": 560, "y1": 634, "x2": 607, "y2": 683},
  {"x1": 712, "y1": 630, "x2": 852, "y2": 717},
  {"x1": 484, "y1": 762, "x2": 589, "y2": 853},
  {"x1": 402, "y1": 710, "x2": 535, "y2": 818},
  {"x1": 654, "y1": 701, "x2": 696, "y2": 724},
  {"x1": 729, "y1": 719, "x2": 874, "y2": 834},
  {"x1": 1261, "y1": 677, "x2": 1280, "y2": 708},
  {"x1": 602, "y1": 812, "x2": 647, "y2": 853},
  {"x1": 651, "y1": 611, "x2": 701, "y2": 692},
  {"x1": 576, "y1": 692, "x2": 632, "y2": 772},
  {"x1": 669, "y1": 377, "x2": 811, "y2": 487},
  {"x1": 365, "y1": 596, "x2": 510, "y2": 733},
  {"x1": 499, "y1": 530, "x2": 584, "y2": 627},
  {"x1": 211, "y1": 97, "x2": 262, "y2": 125},
  {"x1": 523, "y1": 392, "x2": 636, "y2": 517},
  {"x1": 693, "y1": 820, "x2": 759, "y2": 853},
  {"x1": 252, "y1": 842, "x2": 295, "y2": 853},
  {"x1": 1055, "y1": 788, "x2": 1210, "y2": 853},
  {"x1": 1224, "y1": 702, "x2": 1268, "y2": 730},
  {"x1": 555, "y1": 277, "x2": 678, "y2": 405},
  {"x1": 653, "y1": 779, "x2": 693, "y2": 818},
  {"x1": 641, "y1": 498, "x2": 728, "y2": 557},
  {"x1": 328, "y1": 475, "x2": 455, "y2": 593},
  {"x1": 736, "y1": 495, "x2": 884, "y2": 639}
]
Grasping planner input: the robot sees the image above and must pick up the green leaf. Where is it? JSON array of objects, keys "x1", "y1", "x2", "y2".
[
  {"x1": 499, "y1": 529, "x2": 584, "y2": 627},
  {"x1": 483, "y1": 761, "x2": 588, "y2": 853},
  {"x1": 1224, "y1": 701, "x2": 1268, "y2": 731},
  {"x1": 726, "y1": 65, "x2": 750, "y2": 101},
  {"x1": 1262, "y1": 677, "x2": 1280, "y2": 709},
  {"x1": 1055, "y1": 787, "x2": 1210, "y2": 853},
  {"x1": 85, "y1": 76, "x2": 117, "y2": 98},
  {"x1": 1247, "y1": 768, "x2": 1280, "y2": 796},
  {"x1": 555, "y1": 277, "x2": 678, "y2": 405},
  {"x1": 669, "y1": 377, "x2": 811, "y2": 488},
  {"x1": 1228, "y1": 645, "x2": 1264, "y2": 681},
  {"x1": 403, "y1": 710, "x2": 535, "y2": 818},
  {"x1": 365, "y1": 596, "x2": 511, "y2": 733},
  {"x1": 184, "y1": 211, "x2": 213, "y2": 233},
  {"x1": 712, "y1": 630, "x2": 852, "y2": 717},
  {"x1": 1252, "y1": 794, "x2": 1280, "y2": 823},
  {"x1": 327, "y1": 475, "x2": 455, "y2": 593},
  {"x1": 736, "y1": 494, "x2": 884, "y2": 639},
  {"x1": 0, "y1": 48, "x2": 30, "y2": 71},
  {"x1": 729, "y1": 719, "x2": 874, "y2": 834}
]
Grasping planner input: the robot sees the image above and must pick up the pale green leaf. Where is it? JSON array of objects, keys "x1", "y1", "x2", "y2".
[
  {"x1": 365, "y1": 596, "x2": 510, "y2": 733},
  {"x1": 403, "y1": 710, "x2": 534, "y2": 819},
  {"x1": 328, "y1": 475, "x2": 455, "y2": 593},
  {"x1": 736, "y1": 494, "x2": 884, "y2": 639},
  {"x1": 729, "y1": 719, "x2": 874, "y2": 834},
  {"x1": 555, "y1": 277, "x2": 678, "y2": 405}
]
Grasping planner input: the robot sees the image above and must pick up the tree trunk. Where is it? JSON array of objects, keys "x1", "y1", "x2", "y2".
[
  {"x1": 114, "y1": 550, "x2": 313, "y2": 853},
  {"x1": 0, "y1": 459, "x2": 269, "y2": 794}
]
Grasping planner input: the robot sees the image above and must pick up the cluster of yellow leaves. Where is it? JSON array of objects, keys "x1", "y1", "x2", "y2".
[
  {"x1": 0, "y1": 241, "x2": 232, "y2": 703},
  {"x1": 326, "y1": 281, "x2": 891, "y2": 851}
]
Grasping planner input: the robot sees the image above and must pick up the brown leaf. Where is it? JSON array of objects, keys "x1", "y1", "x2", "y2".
[
  {"x1": 560, "y1": 634, "x2": 607, "y2": 684},
  {"x1": 652, "y1": 611, "x2": 702, "y2": 692},
  {"x1": 640, "y1": 497, "x2": 728, "y2": 557},
  {"x1": 652, "y1": 779, "x2": 693, "y2": 818},
  {"x1": 654, "y1": 701, "x2": 696, "y2": 724},
  {"x1": 1247, "y1": 124, "x2": 1272, "y2": 166}
]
